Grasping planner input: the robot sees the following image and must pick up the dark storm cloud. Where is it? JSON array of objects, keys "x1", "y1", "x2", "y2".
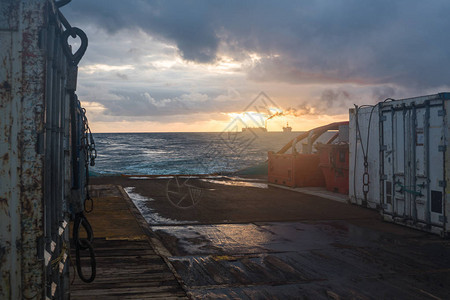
[
  {"x1": 280, "y1": 89, "x2": 355, "y2": 117},
  {"x1": 115, "y1": 73, "x2": 128, "y2": 80},
  {"x1": 64, "y1": 0, "x2": 220, "y2": 62},
  {"x1": 63, "y1": 0, "x2": 450, "y2": 89},
  {"x1": 88, "y1": 89, "x2": 241, "y2": 118}
]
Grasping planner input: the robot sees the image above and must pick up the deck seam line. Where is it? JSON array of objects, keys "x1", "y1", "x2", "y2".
[{"x1": 117, "y1": 185, "x2": 191, "y2": 299}]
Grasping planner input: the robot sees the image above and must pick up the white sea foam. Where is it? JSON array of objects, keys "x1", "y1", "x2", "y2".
[{"x1": 124, "y1": 187, "x2": 193, "y2": 225}]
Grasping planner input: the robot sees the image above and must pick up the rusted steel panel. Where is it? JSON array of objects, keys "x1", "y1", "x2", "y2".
[
  {"x1": 1, "y1": 0, "x2": 78, "y2": 298},
  {"x1": 0, "y1": 0, "x2": 48, "y2": 299},
  {"x1": 20, "y1": 1, "x2": 47, "y2": 299},
  {"x1": 0, "y1": 0, "x2": 18, "y2": 31},
  {"x1": 0, "y1": 1, "x2": 25, "y2": 298},
  {"x1": 0, "y1": 22, "x2": 19, "y2": 300}
]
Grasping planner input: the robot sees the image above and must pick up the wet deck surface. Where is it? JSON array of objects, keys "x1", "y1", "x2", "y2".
[
  {"x1": 153, "y1": 221, "x2": 450, "y2": 299},
  {"x1": 70, "y1": 184, "x2": 187, "y2": 299},
  {"x1": 88, "y1": 177, "x2": 450, "y2": 299}
]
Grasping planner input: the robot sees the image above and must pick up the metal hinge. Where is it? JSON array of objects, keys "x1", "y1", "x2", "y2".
[
  {"x1": 380, "y1": 145, "x2": 387, "y2": 151},
  {"x1": 382, "y1": 204, "x2": 388, "y2": 209},
  {"x1": 36, "y1": 133, "x2": 45, "y2": 154},
  {"x1": 438, "y1": 145, "x2": 446, "y2": 152},
  {"x1": 381, "y1": 175, "x2": 387, "y2": 180},
  {"x1": 380, "y1": 115, "x2": 387, "y2": 121},
  {"x1": 439, "y1": 180, "x2": 447, "y2": 188},
  {"x1": 438, "y1": 110, "x2": 446, "y2": 116},
  {"x1": 39, "y1": 28, "x2": 45, "y2": 51},
  {"x1": 36, "y1": 236, "x2": 44, "y2": 259},
  {"x1": 439, "y1": 215, "x2": 447, "y2": 223}
]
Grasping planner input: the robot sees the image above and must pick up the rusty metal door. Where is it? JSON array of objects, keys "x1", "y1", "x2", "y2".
[{"x1": 0, "y1": 1, "x2": 95, "y2": 299}]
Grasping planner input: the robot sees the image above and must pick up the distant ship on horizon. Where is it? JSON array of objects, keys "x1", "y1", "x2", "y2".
[
  {"x1": 283, "y1": 122, "x2": 292, "y2": 132},
  {"x1": 241, "y1": 126, "x2": 268, "y2": 133}
]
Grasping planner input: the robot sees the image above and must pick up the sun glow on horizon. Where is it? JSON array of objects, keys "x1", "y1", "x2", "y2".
[
  {"x1": 80, "y1": 64, "x2": 135, "y2": 74},
  {"x1": 87, "y1": 112, "x2": 348, "y2": 133}
]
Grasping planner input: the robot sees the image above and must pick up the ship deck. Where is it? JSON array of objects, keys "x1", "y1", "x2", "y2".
[{"x1": 71, "y1": 176, "x2": 450, "y2": 299}]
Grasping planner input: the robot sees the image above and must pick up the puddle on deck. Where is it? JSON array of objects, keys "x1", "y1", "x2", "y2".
[
  {"x1": 151, "y1": 221, "x2": 380, "y2": 255},
  {"x1": 200, "y1": 179, "x2": 268, "y2": 189},
  {"x1": 124, "y1": 187, "x2": 195, "y2": 225}
]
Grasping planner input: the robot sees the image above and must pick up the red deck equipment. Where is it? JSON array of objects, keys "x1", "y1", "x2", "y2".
[
  {"x1": 316, "y1": 143, "x2": 349, "y2": 194},
  {"x1": 268, "y1": 152, "x2": 324, "y2": 187},
  {"x1": 268, "y1": 122, "x2": 349, "y2": 189}
]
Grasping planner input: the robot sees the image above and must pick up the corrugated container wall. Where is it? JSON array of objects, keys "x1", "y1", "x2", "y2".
[
  {"x1": 349, "y1": 105, "x2": 381, "y2": 208},
  {"x1": 0, "y1": 1, "x2": 90, "y2": 298},
  {"x1": 350, "y1": 93, "x2": 450, "y2": 236}
]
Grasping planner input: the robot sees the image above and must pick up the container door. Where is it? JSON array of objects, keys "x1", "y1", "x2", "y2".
[
  {"x1": 381, "y1": 106, "x2": 411, "y2": 216},
  {"x1": 381, "y1": 107, "x2": 394, "y2": 214},
  {"x1": 428, "y1": 105, "x2": 446, "y2": 226},
  {"x1": 380, "y1": 101, "x2": 446, "y2": 228},
  {"x1": 414, "y1": 107, "x2": 428, "y2": 222}
]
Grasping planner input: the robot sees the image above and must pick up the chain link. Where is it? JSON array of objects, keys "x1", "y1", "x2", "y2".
[{"x1": 77, "y1": 101, "x2": 96, "y2": 213}]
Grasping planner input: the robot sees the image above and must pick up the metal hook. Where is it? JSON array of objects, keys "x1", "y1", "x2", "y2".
[
  {"x1": 55, "y1": 0, "x2": 72, "y2": 8},
  {"x1": 61, "y1": 27, "x2": 88, "y2": 66}
]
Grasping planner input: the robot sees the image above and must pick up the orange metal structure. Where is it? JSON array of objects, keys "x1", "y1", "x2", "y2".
[
  {"x1": 316, "y1": 143, "x2": 349, "y2": 194},
  {"x1": 268, "y1": 122, "x2": 348, "y2": 189},
  {"x1": 268, "y1": 152, "x2": 325, "y2": 187}
]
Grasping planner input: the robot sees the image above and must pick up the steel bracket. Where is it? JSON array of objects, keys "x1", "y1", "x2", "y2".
[{"x1": 67, "y1": 65, "x2": 78, "y2": 92}]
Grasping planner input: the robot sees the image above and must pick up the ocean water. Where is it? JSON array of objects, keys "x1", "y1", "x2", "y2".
[{"x1": 90, "y1": 132, "x2": 302, "y2": 175}]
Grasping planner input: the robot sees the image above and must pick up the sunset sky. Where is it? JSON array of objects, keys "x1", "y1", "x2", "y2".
[{"x1": 63, "y1": 0, "x2": 450, "y2": 132}]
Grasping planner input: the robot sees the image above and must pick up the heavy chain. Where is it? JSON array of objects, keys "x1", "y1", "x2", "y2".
[
  {"x1": 59, "y1": 4, "x2": 96, "y2": 284},
  {"x1": 353, "y1": 98, "x2": 395, "y2": 205},
  {"x1": 79, "y1": 104, "x2": 97, "y2": 213}
]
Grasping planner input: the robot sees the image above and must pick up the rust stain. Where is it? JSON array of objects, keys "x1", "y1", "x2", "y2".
[
  {"x1": 22, "y1": 32, "x2": 38, "y2": 58},
  {"x1": 0, "y1": 244, "x2": 5, "y2": 262},
  {"x1": 0, "y1": 198, "x2": 7, "y2": 214},
  {"x1": 1, "y1": 153, "x2": 8, "y2": 162},
  {"x1": 0, "y1": 81, "x2": 11, "y2": 91}
]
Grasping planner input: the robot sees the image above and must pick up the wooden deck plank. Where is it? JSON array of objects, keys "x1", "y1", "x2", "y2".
[{"x1": 70, "y1": 185, "x2": 187, "y2": 299}]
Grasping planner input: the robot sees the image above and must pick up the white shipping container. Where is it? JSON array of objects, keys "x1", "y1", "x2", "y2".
[
  {"x1": 349, "y1": 105, "x2": 381, "y2": 209},
  {"x1": 350, "y1": 93, "x2": 450, "y2": 236}
]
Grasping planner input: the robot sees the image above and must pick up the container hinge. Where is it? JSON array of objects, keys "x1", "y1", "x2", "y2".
[
  {"x1": 381, "y1": 175, "x2": 387, "y2": 180},
  {"x1": 380, "y1": 145, "x2": 387, "y2": 151},
  {"x1": 438, "y1": 145, "x2": 446, "y2": 152},
  {"x1": 39, "y1": 28, "x2": 46, "y2": 51},
  {"x1": 380, "y1": 115, "x2": 387, "y2": 121},
  {"x1": 36, "y1": 132, "x2": 45, "y2": 154},
  {"x1": 381, "y1": 203, "x2": 388, "y2": 209},
  {"x1": 438, "y1": 110, "x2": 446, "y2": 117},
  {"x1": 439, "y1": 180, "x2": 446, "y2": 188},
  {"x1": 36, "y1": 236, "x2": 44, "y2": 259},
  {"x1": 439, "y1": 215, "x2": 447, "y2": 223}
]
